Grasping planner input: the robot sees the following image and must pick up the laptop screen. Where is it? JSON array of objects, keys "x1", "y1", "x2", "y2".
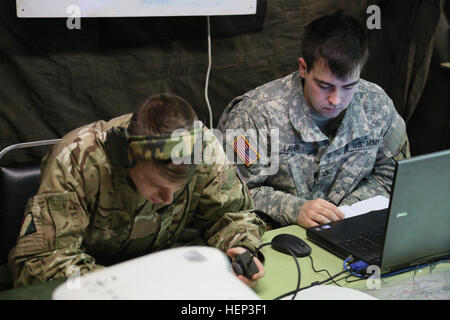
[{"x1": 381, "y1": 149, "x2": 450, "y2": 273}]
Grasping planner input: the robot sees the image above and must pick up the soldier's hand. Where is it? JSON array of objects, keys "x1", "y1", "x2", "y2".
[
  {"x1": 297, "y1": 198, "x2": 345, "y2": 228},
  {"x1": 227, "y1": 247, "x2": 265, "y2": 288}
]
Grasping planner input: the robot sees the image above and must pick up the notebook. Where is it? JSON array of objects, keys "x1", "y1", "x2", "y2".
[{"x1": 306, "y1": 149, "x2": 450, "y2": 275}]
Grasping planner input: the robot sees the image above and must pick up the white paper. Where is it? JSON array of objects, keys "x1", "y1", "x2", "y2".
[{"x1": 339, "y1": 195, "x2": 390, "y2": 219}]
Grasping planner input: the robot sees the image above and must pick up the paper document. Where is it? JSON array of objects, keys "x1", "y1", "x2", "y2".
[{"x1": 339, "y1": 195, "x2": 390, "y2": 219}]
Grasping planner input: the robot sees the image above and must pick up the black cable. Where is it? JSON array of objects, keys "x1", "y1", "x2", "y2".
[
  {"x1": 273, "y1": 269, "x2": 348, "y2": 300},
  {"x1": 255, "y1": 240, "x2": 378, "y2": 300},
  {"x1": 329, "y1": 263, "x2": 372, "y2": 284},
  {"x1": 251, "y1": 242, "x2": 302, "y2": 300},
  {"x1": 255, "y1": 240, "x2": 348, "y2": 300},
  {"x1": 285, "y1": 247, "x2": 301, "y2": 300},
  {"x1": 344, "y1": 274, "x2": 370, "y2": 283},
  {"x1": 253, "y1": 242, "x2": 302, "y2": 300},
  {"x1": 253, "y1": 242, "x2": 272, "y2": 259},
  {"x1": 307, "y1": 255, "x2": 341, "y2": 287}
]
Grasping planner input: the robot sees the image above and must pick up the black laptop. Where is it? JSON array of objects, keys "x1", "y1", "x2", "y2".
[{"x1": 306, "y1": 149, "x2": 450, "y2": 275}]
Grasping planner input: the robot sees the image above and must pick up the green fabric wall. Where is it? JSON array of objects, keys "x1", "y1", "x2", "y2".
[{"x1": 0, "y1": 0, "x2": 448, "y2": 164}]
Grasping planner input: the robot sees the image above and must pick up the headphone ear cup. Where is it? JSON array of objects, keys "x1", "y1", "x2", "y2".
[{"x1": 105, "y1": 127, "x2": 130, "y2": 168}]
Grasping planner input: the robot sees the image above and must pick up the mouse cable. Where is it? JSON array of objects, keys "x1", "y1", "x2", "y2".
[
  {"x1": 253, "y1": 241, "x2": 353, "y2": 299},
  {"x1": 254, "y1": 242, "x2": 272, "y2": 255},
  {"x1": 307, "y1": 255, "x2": 341, "y2": 287},
  {"x1": 252, "y1": 242, "x2": 302, "y2": 300},
  {"x1": 273, "y1": 269, "x2": 348, "y2": 300},
  {"x1": 254, "y1": 241, "x2": 342, "y2": 300},
  {"x1": 251, "y1": 242, "x2": 271, "y2": 264},
  {"x1": 285, "y1": 247, "x2": 302, "y2": 300}
]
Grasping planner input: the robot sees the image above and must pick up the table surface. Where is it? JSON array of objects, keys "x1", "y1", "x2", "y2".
[
  {"x1": 0, "y1": 225, "x2": 448, "y2": 300},
  {"x1": 255, "y1": 225, "x2": 450, "y2": 300}
]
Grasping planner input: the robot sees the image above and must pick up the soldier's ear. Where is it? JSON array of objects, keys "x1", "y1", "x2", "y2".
[
  {"x1": 105, "y1": 127, "x2": 130, "y2": 168},
  {"x1": 298, "y1": 58, "x2": 308, "y2": 78}
]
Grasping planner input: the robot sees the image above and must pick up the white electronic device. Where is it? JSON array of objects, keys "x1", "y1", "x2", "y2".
[
  {"x1": 52, "y1": 246, "x2": 260, "y2": 300},
  {"x1": 17, "y1": 0, "x2": 257, "y2": 18}
]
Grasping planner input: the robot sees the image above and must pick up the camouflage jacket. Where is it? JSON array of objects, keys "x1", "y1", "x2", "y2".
[
  {"x1": 217, "y1": 71, "x2": 410, "y2": 226},
  {"x1": 8, "y1": 114, "x2": 265, "y2": 287}
]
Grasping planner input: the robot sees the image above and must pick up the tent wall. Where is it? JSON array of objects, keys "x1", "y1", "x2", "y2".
[{"x1": 0, "y1": 0, "x2": 448, "y2": 164}]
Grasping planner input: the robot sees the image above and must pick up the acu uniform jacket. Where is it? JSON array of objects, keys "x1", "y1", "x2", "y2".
[{"x1": 217, "y1": 71, "x2": 410, "y2": 226}]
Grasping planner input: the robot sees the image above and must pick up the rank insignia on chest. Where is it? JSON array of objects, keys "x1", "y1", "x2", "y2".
[{"x1": 233, "y1": 135, "x2": 259, "y2": 167}]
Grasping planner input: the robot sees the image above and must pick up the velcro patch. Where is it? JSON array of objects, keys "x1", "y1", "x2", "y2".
[
  {"x1": 20, "y1": 213, "x2": 37, "y2": 237},
  {"x1": 233, "y1": 135, "x2": 259, "y2": 167},
  {"x1": 347, "y1": 138, "x2": 380, "y2": 152}
]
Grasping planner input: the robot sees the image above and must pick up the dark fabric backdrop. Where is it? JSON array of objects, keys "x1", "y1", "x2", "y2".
[{"x1": 0, "y1": 0, "x2": 448, "y2": 164}]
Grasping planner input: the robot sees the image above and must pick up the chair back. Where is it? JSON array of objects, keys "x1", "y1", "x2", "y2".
[{"x1": 0, "y1": 139, "x2": 60, "y2": 264}]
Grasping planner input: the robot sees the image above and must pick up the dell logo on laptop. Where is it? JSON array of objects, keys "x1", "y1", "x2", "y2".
[{"x1": 396, "y1": 212, "x2": 408, "y2": 218}]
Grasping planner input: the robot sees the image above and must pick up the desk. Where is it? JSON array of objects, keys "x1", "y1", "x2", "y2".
[
  {"x1": 256, "y1": 225, "x2": 450, "y2": 300},
  {"x1": 0, "y1": 225, "x2": 448, "y2": 300}
]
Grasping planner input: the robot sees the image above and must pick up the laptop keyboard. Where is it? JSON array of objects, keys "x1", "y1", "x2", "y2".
[{"x1": 340, "y1": 230, "x2": 384, "y2": 262}]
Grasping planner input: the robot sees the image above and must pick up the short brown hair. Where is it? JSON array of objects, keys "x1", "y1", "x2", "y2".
[
  {"x1": 302, "y1": 11, "x2": 369, "y2": 79},
  {"x1": 128, "y1": 93, "x2": 198, "y2": 182}
]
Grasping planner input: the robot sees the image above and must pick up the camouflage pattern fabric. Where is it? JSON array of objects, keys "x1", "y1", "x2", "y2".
[
  {"x1": 8, "y1": 114, "x2": 265, "y2": 287},
  {"x1": 128, "y1": 124, "x2": 203, "y2": 162},
  {"x1": 217, "y1": 71, "x2": 410, "y2": 226}
]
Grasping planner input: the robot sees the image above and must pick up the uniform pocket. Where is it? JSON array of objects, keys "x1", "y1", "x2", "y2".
[
  {"x1": 46, "y1": 192, "x2": 88, "y2": 250},
  {"x1": 337, "y1": 149, "x2": 376, "y2": 194},
  {"x1": 286, "y1": 153, "x2": 315, "y2": 197}
]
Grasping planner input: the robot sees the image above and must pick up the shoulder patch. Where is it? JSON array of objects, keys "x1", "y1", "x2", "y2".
[{"x1": 20, "y1": 213, "x2": 37, "y2": 237}]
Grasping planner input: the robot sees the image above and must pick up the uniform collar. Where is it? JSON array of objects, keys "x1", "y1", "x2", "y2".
[
  {"x1": 326, "y1": 93, "x2": 371, "y2": 153},
  {"x1": 288, "y1": 73, "x2": 371, "y2": 149},
  {"x1": 288, "y1": 72, "x2": 332, "y2": 143}
]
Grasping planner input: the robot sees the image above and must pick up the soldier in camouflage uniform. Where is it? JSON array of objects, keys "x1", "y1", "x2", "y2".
[
  {"x1": 217, "y1": 12, "x2": 410, "y2": 228},
  {"x1": 8, "y1": 93, "x2": 266, "y2": 287}
]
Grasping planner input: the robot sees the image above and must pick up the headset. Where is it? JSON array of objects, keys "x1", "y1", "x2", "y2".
[
  {"x1": 105, "y1": 126, "x2": 131, "y2": 168},
  {"x1": 104, "y1": 124, "x2": 203, "y2": 168}
]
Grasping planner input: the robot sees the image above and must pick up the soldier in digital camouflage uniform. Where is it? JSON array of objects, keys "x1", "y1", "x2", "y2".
[
  {"x1": 8, "y1": 93, "x2": 266, "y2": 287},
  {"x1": 217, "y1": 12, "x2": 410, "y2": 228}
]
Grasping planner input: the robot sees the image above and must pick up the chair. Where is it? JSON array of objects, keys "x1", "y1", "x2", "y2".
[{"x1": 0, "y1": 139, "x2": 60, "y2": 265}]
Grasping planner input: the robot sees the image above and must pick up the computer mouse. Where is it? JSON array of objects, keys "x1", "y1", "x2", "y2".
[{"x1": 271, "y1": 234, "x2": 312, "y2": 257}]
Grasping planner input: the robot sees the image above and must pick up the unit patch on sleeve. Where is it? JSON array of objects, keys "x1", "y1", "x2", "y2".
[{"x1": 19, "y1": 213, "x2": 37, "y2": 237}]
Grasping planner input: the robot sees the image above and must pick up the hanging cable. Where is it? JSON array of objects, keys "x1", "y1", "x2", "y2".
[{"x1": 204, "y1": 16, "x2": 213, "y2": 129}]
